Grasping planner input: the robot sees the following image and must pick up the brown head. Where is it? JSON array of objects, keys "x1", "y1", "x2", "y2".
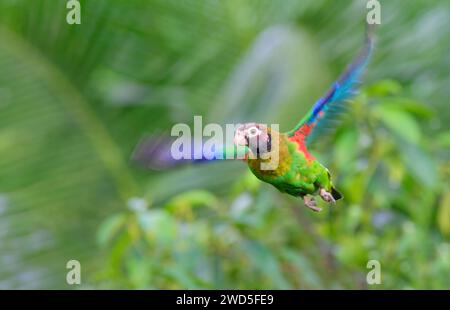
[{"x1": 234, "y1": 123, "x2": 275, "y2": 159}]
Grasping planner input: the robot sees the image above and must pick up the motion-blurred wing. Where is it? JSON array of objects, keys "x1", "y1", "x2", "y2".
[
  {"x1": 286, "y1": 27, "x2": 375, "y2": 149},
  {"x1": 132, "y1": 134, "x2": 249, "y2": 170}
]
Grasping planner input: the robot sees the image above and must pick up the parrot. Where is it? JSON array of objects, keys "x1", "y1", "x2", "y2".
[{"x1": 134, "y1": 26, "x2": 375, "y2": 212}]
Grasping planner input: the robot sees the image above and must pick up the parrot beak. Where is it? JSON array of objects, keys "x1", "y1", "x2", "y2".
[{"x1": 234, "y1": 129, "x2": 248, "y2": 146}]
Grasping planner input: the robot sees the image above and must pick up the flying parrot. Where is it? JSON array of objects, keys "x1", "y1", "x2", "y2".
[{"x1": 134, "y1": 27, "x2": 375, "y2": 212}]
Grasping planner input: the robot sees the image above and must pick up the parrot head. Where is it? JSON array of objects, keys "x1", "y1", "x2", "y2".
[{"x1": 234, "y1": 123, "x2": 274, "y2": 157}]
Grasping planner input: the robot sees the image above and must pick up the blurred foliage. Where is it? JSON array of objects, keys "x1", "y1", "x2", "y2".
[
  {"x1": 96, "y1": 82, "x2": 450, "y2": 289},
  {"x1": 0, "y1": 0, "x2": 449, "y2": 289}
]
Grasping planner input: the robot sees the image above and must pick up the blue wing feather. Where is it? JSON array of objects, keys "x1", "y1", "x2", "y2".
[
  {"x1": 287, "y1": 26, "x2": 375, "y2": 146},
  {"x1": 132, "y1": 134, "x2": 248, "y2": 170}
]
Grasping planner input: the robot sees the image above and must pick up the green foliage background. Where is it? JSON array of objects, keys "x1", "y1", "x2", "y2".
[{"x1": 0, "y1": 0, "x2": 449, "y2": 289}]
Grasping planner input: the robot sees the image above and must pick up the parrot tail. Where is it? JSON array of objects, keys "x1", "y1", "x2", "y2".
[{"x1": 331, "y1": 187, "x2": 343, "y2": 201}]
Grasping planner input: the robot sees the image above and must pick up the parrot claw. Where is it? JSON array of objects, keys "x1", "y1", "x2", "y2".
[
  {"x1": 303, "y1": 196, "x2": 322, "y2": 212},
  {"x1": 320, "y1": 188, "x2": 336, "y2": 204}
]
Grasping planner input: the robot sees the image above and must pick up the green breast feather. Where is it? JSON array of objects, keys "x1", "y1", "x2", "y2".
[{"x1": 247, "y1": 134, "x2": 332, "y2": 197}]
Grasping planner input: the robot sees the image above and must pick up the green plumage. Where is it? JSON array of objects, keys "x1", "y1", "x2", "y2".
[{"x1": 247, "y1": 132, "x2": 337, "y2": 199}]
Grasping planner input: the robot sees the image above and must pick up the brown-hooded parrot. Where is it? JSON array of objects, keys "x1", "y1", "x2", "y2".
[{"x1": 134, "y1": 27, "x2": 375, "y2": 212}]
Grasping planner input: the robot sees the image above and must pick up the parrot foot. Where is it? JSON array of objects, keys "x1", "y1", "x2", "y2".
[
  {"x1": 303, "y1": 196, "x2": 322, "y2": 212},
  {"x1": 320, "y1": 188, "x2": 336, "y2": 204}
]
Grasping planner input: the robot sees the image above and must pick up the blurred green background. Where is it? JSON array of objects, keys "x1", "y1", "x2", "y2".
[{"x1": 0, "y1": 0, "x2": 449, "y2": 289}]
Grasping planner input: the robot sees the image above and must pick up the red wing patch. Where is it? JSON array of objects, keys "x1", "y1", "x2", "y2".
[{"x1": 288, "y1": 124, "x2": 316, "y2": 162}]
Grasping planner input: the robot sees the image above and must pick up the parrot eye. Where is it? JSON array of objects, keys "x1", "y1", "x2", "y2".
[{"x1": 247, "y1": 126, "x2": 260, "y2": 138}]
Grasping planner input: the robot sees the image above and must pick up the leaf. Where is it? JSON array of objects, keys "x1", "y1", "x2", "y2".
[
  {"x1": 382, "y1": 97, "x2": 435, "y2": 120},
  {"x1": 165, "y1": 190, "x2": 219, "y2": 211},
  {"x1": 375, "y1": 105, "x2": 422, "y2": 144},
  {"x1": 334, "y1": 128, "x2": 358, "y2": 171},
  {"x1": 138, "y1": 210, "x2": 178, "y2": 246},
  {"x1": 399, "y1": 142, "x2": 438, "y2": 188},
  {"x1": 97, "y1": 214, "x2": 127, "y2": 247},
  {"x1": 366, "y1": 80, "x2": 403, "y2": 97}
]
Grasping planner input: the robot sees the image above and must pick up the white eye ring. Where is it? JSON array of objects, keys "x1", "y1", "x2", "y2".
[{"x1": 247, "y1": 126, "x2": 260, "y2": 138}]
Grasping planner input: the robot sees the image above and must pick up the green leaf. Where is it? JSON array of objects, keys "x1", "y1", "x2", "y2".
[
  {"x1": 382, "y1": 97, "x2": 435, "y2": 120},
  {"x1": 375, "y1": 105, "x2": 422, "y2": 144},
  {"x1": 165, "y1": 190, "x2": 219, "y2": 211},
  {"x1": 334, "y1": 128, "x2": 358, "y2": 171},
  {"x1": 138, "y1": 210, "x2": 178, "y2": 246},
  {"x1": 97, "y1": 214, "x2": 127, "y2": 247},
  {"x1": 399, "y1": 142, "x2": 438, "y2": 188},
  {"x1": 366, "y1": 80, "x2": 403, "y2": 97}
]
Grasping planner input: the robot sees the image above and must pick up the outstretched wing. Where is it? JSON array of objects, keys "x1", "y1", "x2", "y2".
[
  {"x1": 132, "y1": 134, "x2": 249, "y2": 170},
  {"x1": 286, "y1": 27, "x2": 375, "y2": 153}
]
